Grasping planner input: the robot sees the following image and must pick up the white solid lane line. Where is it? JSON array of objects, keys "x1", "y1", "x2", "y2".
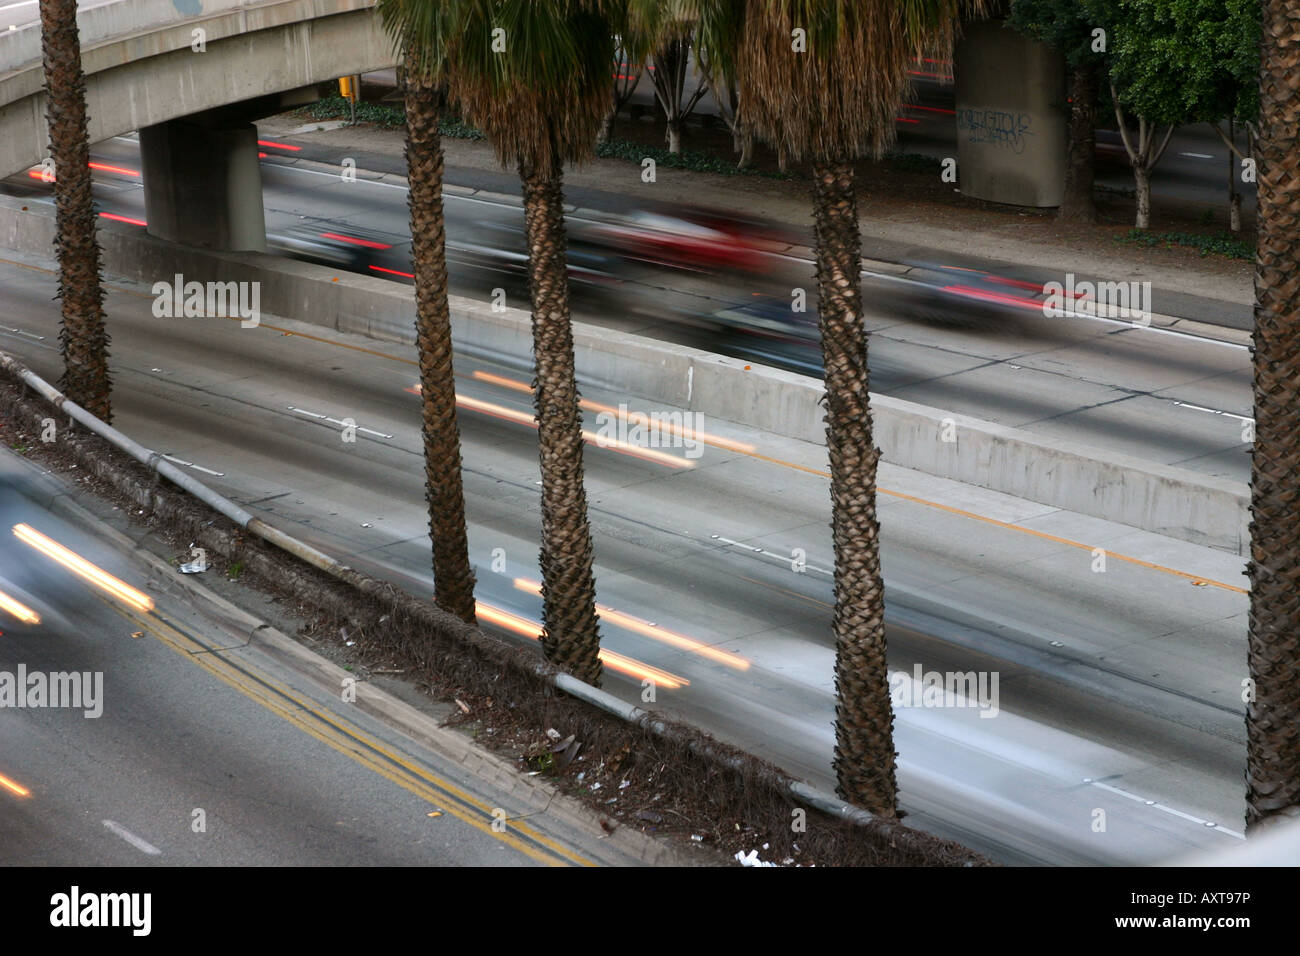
[
  {"x1": 102, "y1": 819, "x2": 163, "y2": 856},
  {"x1": 710, "y1": 533, "x2": 834, "y2": 577},
  {"x1": 1171, "y1": 400, "x2": 1253, "y2": 423},
  {"x1": 1085, "y1": 779, "x2": 1245, "y2": 840},
  {"x1": 287, "y1": 405, "x2": 394, "y2": 439},
  {"x1": 160, "y1": 453, "x2": 225, "y2": 477}
]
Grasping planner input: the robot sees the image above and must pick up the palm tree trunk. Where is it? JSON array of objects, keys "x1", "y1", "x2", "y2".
[
  {"x1": 813, "y1": 158, "x2": 898, "y2": 817},
  {"x1": 39, "y1": 0, "x2": 111, "y2": 421},
  {"x1": 1245, "y1": 0, "x2": 1300, "y2": 833},
  {"x1": 517, "y1": 153, "x2": 603, "y2": 686},
  {"x1": 404, "y1": 55, "x2": 477, "y2": 624},
  {"x1": 1060, "y1": 62, "x2": 1098, "y2": 223}
]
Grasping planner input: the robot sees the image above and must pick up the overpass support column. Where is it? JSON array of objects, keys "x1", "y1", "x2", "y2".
[
  {"x1": 138, "y1": 120, "x2": 266, "y2": 252},
  {"x1": 954, "y1": 18, "x2": 1067, "y2": 207}
]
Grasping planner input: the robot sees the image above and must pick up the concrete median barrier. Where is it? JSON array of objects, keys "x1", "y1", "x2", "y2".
[{"x1": 0, "y1": 196, "x2": 1250, "y2": 554}]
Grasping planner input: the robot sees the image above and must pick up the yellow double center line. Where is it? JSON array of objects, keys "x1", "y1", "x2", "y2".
[{"x1": 120, "y1": 604, "x2": 595, "y2": 867}]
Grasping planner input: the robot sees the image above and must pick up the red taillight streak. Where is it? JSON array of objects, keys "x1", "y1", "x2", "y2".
[
  {"x1": 29, "y1": 160, "x2": 141, "y2": 182},
  {"x1": 368, "y1": 264, "x2": 414, "y2": 278},
  {"x1": 940, "y1": 284, "x2": 1045, "y2": 311},
  {"x1": 257, "y1": 139, "x2": 302, "y2": 151},
  {"x1": 88, "y1": 162, "x2": 139, "y2": 176},
  {"x1": 983, "y1": 274, "x2": 1049, "y2": 293},
  {"x1": 99, "y1": 212, "x2": 146, "y2": 226},
  {"x1": 323, "y1": 232, "x2": 393, "y2": 249}
]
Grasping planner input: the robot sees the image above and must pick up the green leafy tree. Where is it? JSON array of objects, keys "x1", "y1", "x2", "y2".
[
  {"x1": 601, "y1": 40, "x2": 643, "y2": 142},
  {"x1": 1082, "y1": 0, "x2": 1259, "y2": 228},
  {"x1": 38, "y1": 0, "x2": 112, "y2": 420},
  {"x1": 691, "y1": 0, "x2": 752, "y2": 168},
  {"x1": 650, "y1": 19, "x2": 710, "y2": 155},
  {"x1": 628, "y1": 1, "x2": 754, "y2": 165}
]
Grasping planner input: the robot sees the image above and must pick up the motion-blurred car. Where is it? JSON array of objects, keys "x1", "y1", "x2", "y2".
[
  {"x1": 267, "y1": 222, "x2": 415, "y2": 278},
  {"x1": 446, "y1": 220, "x2": 625, "y2": 299},
  {"x1": 1094, "y1": 129, "x2": 1131, "y2": 168},
  {"x1": 863, "y1": 258, "x2": 1053, "y2": 326},
  {"x1": 0, "y1": 471, "x2": 79, "y2": 635},
  {"x1": 580, "y1": 209, "x2": 773, "y2": 275},
  {"x1": 270, "y1": 218, "x2": 627, "y2": 310},
  {"x1": 701, "y1": 295, "x2": 824, "y2": 375}
]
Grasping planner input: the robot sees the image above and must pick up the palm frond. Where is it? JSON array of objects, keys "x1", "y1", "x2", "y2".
[
  {"x1": 735, "y1": 0, "x2": 989, "y2": 162},
  {"x1": 377, "y1": 0, "x2": 467, "y2": 80},
  {"x1": 448, "y1": 0, "x2": 614, "y2": 169}
]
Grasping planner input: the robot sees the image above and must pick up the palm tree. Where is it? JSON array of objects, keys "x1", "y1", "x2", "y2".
[
  {"x1": 377, "y1": 3, "x2": 479, "y2": 624},
  {"x1": 443, "y1": 0, "x2": 625, "y2": 685},
  {"x1": 38, "y1": 0, "x2": 111, "y2": 420},
  {"x1": 724, "y1": 0, "x2": 985, "y2": 816},
  {"x1": 1245, "y1": 0, "x2": 1300, "y2": 832}
]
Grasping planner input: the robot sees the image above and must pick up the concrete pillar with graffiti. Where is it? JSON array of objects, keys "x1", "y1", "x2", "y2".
[{"x1": 953, "y1": 19, "x2": 1067, "y2": 208}]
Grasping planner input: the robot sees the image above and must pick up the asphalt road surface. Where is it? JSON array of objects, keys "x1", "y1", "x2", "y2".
[
  {"x1": 0, "y1": 243, "x2": 1251, "y2": 866},
  {"x1": 2, "y1": 134, "x2": 1257, "y2": 490},
  {"x1": 0, "y1": 452, "x2": 657, "y2": 866}
]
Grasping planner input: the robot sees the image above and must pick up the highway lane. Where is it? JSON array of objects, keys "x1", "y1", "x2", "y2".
[
  {"x1": 0, "y1": 452, "x2": 648, "y2": 866},
  {"x1": 0, "y1": 250, "x2": 1251, "y2": 864},
  {"x1": 2, "y1": 135, "x2": 1256, "y2": 487},
  {"x1": 244, "y1": 117, "x2": 1254, "y2": 328}
]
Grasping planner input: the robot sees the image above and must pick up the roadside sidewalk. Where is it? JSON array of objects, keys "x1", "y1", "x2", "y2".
[{"x1": 257, "y1": 112, "x2": 1254, "y2": 329}]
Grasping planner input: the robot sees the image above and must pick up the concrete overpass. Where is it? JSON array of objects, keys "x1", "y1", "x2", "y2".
[{"x1": 0, "y1": 0, "x2": 396, "y2": 248}]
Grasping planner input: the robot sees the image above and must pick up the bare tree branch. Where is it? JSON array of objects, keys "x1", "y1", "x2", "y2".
[
  {"x1": 1112, "y1": 83, "x2": 1138, "y2": 161},
  {"x1": 1211, "y1": 122, "x2": 1243, "y2": 159}
]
